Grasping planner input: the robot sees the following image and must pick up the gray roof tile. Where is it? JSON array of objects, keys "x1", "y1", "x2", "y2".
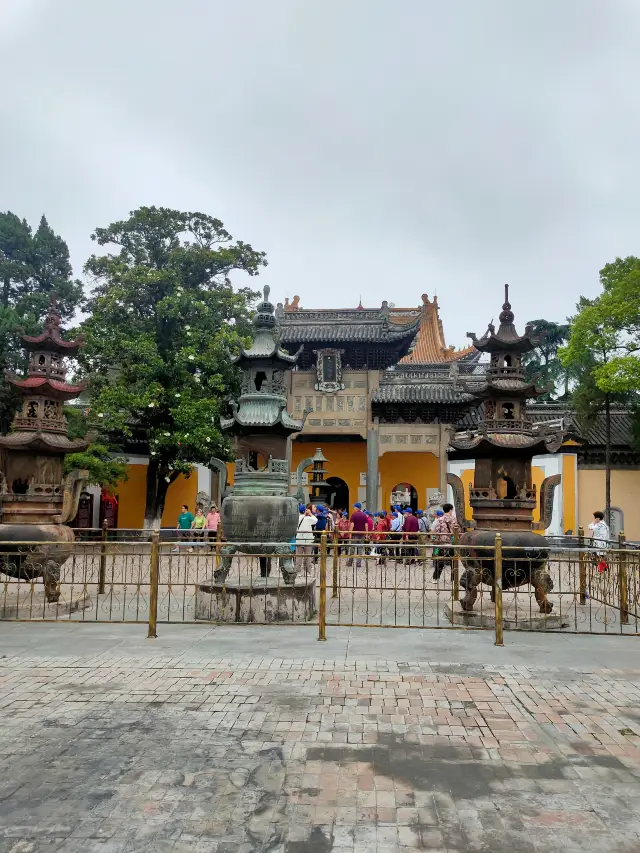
[{"x1": 372, "y1": 384, "x2": 475, "y2": 404}]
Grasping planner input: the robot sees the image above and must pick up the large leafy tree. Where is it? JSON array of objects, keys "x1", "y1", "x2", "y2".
[
  {"x1": 560, "y1": 258, "x2": 640, "y2": 523},
  {"x1": 80, "y1": 206, "x2": 265, "y2": 528},
  {"x1": 521, "y1": 319, "x2": 571, "y2": 398},
  {"x1": 0, "y1": 212, "x2": 83, "y2": 431}
]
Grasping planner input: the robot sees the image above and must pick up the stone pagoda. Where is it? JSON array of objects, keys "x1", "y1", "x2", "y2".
[
  {"x1": 449, "y1": 285, "x2": 564, "y2": 529},
  {"x1": 0, "y1": 300, "x2": 89, "y2": 603},
  {"x1": 447, "y1": 286, "x2": 564, "y2": 616},
  {"x1": 197, "y1": 287, "x2": 313, "y2": 622}
]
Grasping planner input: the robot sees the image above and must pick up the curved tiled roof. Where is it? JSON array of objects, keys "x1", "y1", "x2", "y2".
[
  {"x1": 459, "y1": 403, "x2": 637, "y2": 448},
  {"x1": 371, "y1": 384, "x2": 474, "y2": 404},
  {"x1": 280, "y1": 321, "x2": 419, "y2": 344},
  {"x1": 399, "y1": 295, "x2": 475, "y2": 364},
  {"x1": 277, "y1": 294, "x2": 472, "y2": 362}
]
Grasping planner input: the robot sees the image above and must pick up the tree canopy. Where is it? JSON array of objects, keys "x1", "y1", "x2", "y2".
[
  {"x1": 559, "y1": 258, "x2": 640, "y2": 521},
  {"x1": 79, "y1": 206, "x2": 266, "y2": 527},
  {"x1": 522, "y1": 319, "x2": 571, "y2": 398},
  {"x1": 0, "y1": 212, "x2": 83, "y2": 431}
]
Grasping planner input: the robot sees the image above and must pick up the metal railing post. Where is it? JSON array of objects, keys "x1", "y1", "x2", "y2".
[
  {"x1": 494, "y1": 532, "x2": 504, "y2": 647},
  {"x1": 98, "y1": 519, "x2": 108, "y2": 595},
  {"x1": 332, "y1": 530, "x2": 339, "y2": 599},
  {"x1": 453, "y1": 529, "x2": 460, "y2": 603},
  {"x1": 318, "y1": 532, "x2": 327, "y2": 641},
  {"x1": 578, "y1": 526, "x2": 587, "y2": 605},
  {"x1": 215, "y1": 523, "x2": 222, "y2": 569},
  {"x1": 147, "y1": 530, "x2": 160, "y2": 639},
  {"x1": 619, "y1": 531, "x2": 629, "y2": 625}
]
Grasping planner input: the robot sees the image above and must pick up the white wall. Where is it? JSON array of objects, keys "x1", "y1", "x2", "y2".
[{"x1": 447, "y1": 454, "x2": 563, "y2": 535}]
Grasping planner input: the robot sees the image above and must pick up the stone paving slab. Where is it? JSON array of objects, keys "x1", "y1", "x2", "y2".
[{"x1": 0, "y1": 626, "x2": 639, "y2": 850}]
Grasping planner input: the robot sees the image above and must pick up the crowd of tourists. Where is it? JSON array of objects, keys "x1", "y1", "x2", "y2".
[
  {"x1": 294, "y1": 500, "x2": 460, "y2": 579},
  {"x1": 172, "y1": 500, "x2": 614, "y2": 579}
]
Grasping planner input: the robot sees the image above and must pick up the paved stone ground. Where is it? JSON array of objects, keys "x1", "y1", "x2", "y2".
[{"x1": 0, "y1": 625, "x2": 639, "y2": 852}]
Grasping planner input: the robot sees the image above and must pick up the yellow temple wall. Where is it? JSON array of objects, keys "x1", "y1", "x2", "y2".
[
  {"x1": 379, "y1": 451, "x2": 439, "y2": 508},
  {"x1": 577, "y1": 468, "x2": 640, "y2": 540},
  {"x1": 115, "y1": 464, "x2": 198, "y2": 528},
  {"x1": 290, "y1": 440, "x2": 366, "y2": 508}
]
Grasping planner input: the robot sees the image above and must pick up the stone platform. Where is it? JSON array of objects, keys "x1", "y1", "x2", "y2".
[
  {"x1": 445, "y1": 600, "x2": 565, "y2": 631},
  {"x1": 0, "y1": 586, "x2": 92, "y2": 620},
  {"x1": 195, "y1": 576, "x2": 316, "y2": 623}
]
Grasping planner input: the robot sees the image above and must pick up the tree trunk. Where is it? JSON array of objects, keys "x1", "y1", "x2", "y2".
[
  {"x1": 2, "y1": 276, "x2": 9, "y2": 310},
  {"x1": 604, "y1": 393, "x2": 612, "y2": 529},
  {"x1": 143, "y1": 459, "x2": 171, "y2": 530}
]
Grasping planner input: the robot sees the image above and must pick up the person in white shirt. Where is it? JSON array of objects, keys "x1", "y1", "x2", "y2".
[
  {"x1": 295, "y1": 505, "x2": 317, "y2": 572},
  {"x1": 588, "y1": 510, "x2": 610, "y2": 556}
]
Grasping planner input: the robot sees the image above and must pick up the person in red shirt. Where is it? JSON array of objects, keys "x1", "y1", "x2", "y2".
[
  {"x1": 403, "y1": 508, "x2": 419, "y2": 564},
  {"x1": 373, "y1": 510, "x2": 391, "y2": 565},
  {"x1": 347, "y1": 502, "x2": 368, "y2": 568}
]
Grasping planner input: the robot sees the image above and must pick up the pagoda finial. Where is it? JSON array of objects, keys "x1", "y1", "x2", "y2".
[
  {"x1": 263, "y1": 285, "x2": 270, "y2": 303},
  {"x1": 499, "y1": 283, "x2": 514, "y2": 325}
]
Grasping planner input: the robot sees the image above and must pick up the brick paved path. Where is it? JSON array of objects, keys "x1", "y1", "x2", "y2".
[{"x1": 1, "y1": 642, "x2": 640, "y2": 852}]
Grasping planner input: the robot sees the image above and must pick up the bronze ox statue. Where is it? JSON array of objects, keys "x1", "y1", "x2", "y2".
[{"x1": 458, "y1": 529, "x2": 553, "y2": 614}]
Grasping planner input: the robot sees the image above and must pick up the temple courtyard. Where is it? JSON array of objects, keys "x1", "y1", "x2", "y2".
[{"x1": 0, "y1": 624, "x2": 639, "y2": 852}]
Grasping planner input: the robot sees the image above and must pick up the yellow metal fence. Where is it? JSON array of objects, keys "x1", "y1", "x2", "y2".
[{"x1": 0, "y1": 530, "x2": 637, "y2": 641}]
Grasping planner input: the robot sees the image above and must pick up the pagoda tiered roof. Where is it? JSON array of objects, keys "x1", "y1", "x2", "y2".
[
  {"x1": 20, "y1": 299, "x2": 83, "y2": 355},
  {"x1": 7, "y1": 376, "x2": 85, "y2": 401},
  {"x1": 467, "y1": 284, "x2": 540, "y2": 354}
]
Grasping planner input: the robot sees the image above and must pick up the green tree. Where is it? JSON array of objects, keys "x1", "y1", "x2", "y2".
[
  {"x1": 560, "y1": 270, "x2": 640, "y2": 523},
  {"x1": 64, "y1": 407, "x2": 128, "y2": 490},
  {"x1": 0, "y1": 212, "x2": 83, "y2": 431},
  {"x1": 522, "y1": 319, "x2": 571, "y2": 398},
  {"x1": 80, "y1": 206, "x2": 265, "y2": 528}
]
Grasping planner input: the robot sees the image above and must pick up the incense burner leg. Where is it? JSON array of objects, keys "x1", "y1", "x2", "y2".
[
  {"x1": 277, "y1": 545, "x2": 297, "y2": 585},
  {"x1": 459, "y1": 566, "x2": 480, "y2": 612},
  {"x1": 532, "y1": 567, "x2": 554, "y2": 613},
  {"x1": 213, "y1": 545, "x2": 236, "y2": 583},
  {"x1": 43, "y1": 560, "x2": 61, "y2": 603}
]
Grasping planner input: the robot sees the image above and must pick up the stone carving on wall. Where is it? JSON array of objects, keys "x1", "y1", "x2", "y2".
[{"x1": 313, "y1": 348, "x2": 345, "y2": 393}]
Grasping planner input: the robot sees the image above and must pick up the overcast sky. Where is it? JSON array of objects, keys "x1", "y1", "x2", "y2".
[{"x1": 2, "y1": 0, "x2": 639, "y2": 348}]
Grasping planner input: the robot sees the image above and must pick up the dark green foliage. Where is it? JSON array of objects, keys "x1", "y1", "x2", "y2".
[
  {"x1": 79, "y1": 206, "x2": 265, "y2": 527},
  {"x1": 0, "y1": 212, "x2": 83, "y2": 432},
  {"x1": 521, "y1": 319, "x2": 571, "y2": 398}
]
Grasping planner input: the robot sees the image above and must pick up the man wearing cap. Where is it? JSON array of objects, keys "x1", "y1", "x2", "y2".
[{"x1": 347, "y1": 502, "x2": 368, "y2": 568}]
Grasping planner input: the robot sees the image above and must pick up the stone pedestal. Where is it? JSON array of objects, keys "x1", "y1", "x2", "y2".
[
  {"x1": 0, "y1": 587, "x2": 92, "y2": 620},
  {"x1": 445, "y1": 600, "x2": 564, "y2": 631},
  {"x1": 195, "y1": 576, "x2": 316, "y2": 623}
]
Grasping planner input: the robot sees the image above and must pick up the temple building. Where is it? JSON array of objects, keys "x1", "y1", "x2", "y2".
[{"x1": 102, "y1": 291, "x2": 640, "y2": 539}]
